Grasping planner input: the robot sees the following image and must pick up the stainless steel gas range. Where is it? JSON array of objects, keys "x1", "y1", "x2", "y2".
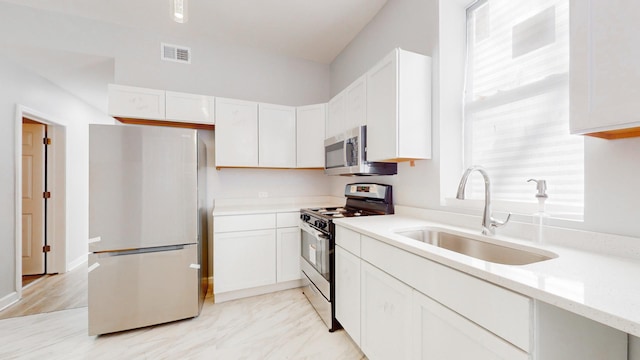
[{"x1": 299, "y1": 183, "x2": 394, "y2": 331}]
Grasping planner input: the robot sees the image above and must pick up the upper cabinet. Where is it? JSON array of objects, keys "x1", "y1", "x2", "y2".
[
  {"x1": 570, "y1": 0, "x2": 640, "y2": 139},
  {"x1": 345, "y1": 75, "x2": 367, "y2": 131},
  {"x1": 215, "y1": 98, "x2": 259, "y2": 167},
  {"x1": 165, "y1": 91, "x2": 214, "y2": 125},
  {"x1": 258, "y1": 103, "x2": 297, "y2": 168},
  {"x1": 108, "y1": 84, "x2": 214, "y2": 127},
  {"x1": 326, "y1": 75, "x2": 367, "y2": 140},
  {"x1": 108, "y1": 84, "x2": 165, "y2": 120},
  {"x1": 296, "y1": 104, "x2": 326, "y2": 168},
  {"x1": 366, "y1": 48, "x2": 432, "y2": 162},
  {"x1": 327, "y1": 89, "x2": 347, "y2": 139}
]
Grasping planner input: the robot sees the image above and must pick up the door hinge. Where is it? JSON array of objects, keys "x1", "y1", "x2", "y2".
[
  {"x1": 43, "y1": 245, "x2": 51, "y2": 253},
  {"x1": 43, "y1": 137, "x2": 51, "y2": 145},
  {"x1": 43, "y1": 191, "x2": 51, "y2": 199}
]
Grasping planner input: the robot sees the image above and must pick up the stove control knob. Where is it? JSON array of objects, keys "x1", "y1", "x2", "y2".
[
  {"x1": 315, "y1": 220, "x2": 327, "y2": 229},
  {"x1": 300, "y1": 214, "x2": 310, "y2": 222}
]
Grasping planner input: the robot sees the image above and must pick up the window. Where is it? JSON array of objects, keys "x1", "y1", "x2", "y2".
[{"x1": 464, "y1": 0, "x2": 583, "y2": 216}]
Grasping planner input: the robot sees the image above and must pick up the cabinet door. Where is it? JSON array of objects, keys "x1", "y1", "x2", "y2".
[
  {"x1": 335, "y1": 245, "x2": 361, "y2": 346},
  {"x1": 361, "y1": 261, "x2": 412, "y2": 360},
  {"x1": 276, "y1": 227, "x2": 302, "y2": 283},
  {"x1": 165, "y1": 91, "x2": 214, "y2": 124},
  {"x1": 570, "y1": 0, "x2": 640, "y2": 135},
  {"x1": 345, "y1": 75, "x2": 367, "y2": 130},
  {"x1": 412, "y1": 290, "x2": 529, "y2": 360},
  {"x1": 367, "y1": 51, "x2": 398, "y2": 162},
  {"x1": 327, "y1": 90, "x2": 346, "y2": 139},
  {"x1": 214, "y1": 97, "x2": 258, "y2": 167},
  {"x1": 258, "y1": 103, "x2": 296, "y2": 168},
  {"x1": 366, "y1": 49, "x2": 431, "y2": 161},
  {"x1": 108, "y1": 84, "x2": 165, "y2": 120},
  {"x1": 296, "y1": 104, "x2": 326, "y2": 168},
  {"x1": 213, "y1": 229, "x2": 276, "y2": 293}
]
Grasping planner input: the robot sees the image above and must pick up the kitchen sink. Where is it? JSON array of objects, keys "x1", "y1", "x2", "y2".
[{"x1": 394, "y1": 227, "x2": 556, "y2": 265}]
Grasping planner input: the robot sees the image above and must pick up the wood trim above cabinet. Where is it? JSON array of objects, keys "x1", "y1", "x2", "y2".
[
  {"x1": 584, "y1": 126, "x2": 640, "y2": 140},
  {"x1": 215, "y1": 166, "x2": 324, "y2": 171},
  {"x1": 115, "y1": 117, "x2": 214, "y2": 130}
]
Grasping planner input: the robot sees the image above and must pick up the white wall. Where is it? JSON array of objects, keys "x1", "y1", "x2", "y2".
[
  {"x1": 0, "y1": 2, "x2": 330, "y2": 106},
  {"x1": 329, "y1": 0, "x2": 640, "y2": 239},
  {"x1": 0, "y1": 57, "x2": 115, "y2": 299}
]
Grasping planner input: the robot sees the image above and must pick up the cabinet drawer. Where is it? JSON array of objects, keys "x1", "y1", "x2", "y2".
[
  {"x1": 214, "y1": 214, "x2": 276, "y2": 233},
  {"x1": 361, "y1": 236, "x2": 531, "y2": 352},
  {"x1": 276, "y1": 212, "x2": 300, "y2": 228},
  {"x1": 335, "y1": 226, "x2": 361, "y2": 256},
  {"x1": 412, "y1": 289, "x2": 528, "y2": 360}
]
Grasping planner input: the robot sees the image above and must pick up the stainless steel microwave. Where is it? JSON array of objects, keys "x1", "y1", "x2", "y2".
[{"x1": 324, "y1": 125, "x2": 397, "y2": 176}]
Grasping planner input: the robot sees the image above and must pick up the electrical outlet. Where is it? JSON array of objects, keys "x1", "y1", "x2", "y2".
[{"x1": 258, "y1": 191, "x2": 268, "y2": 198}]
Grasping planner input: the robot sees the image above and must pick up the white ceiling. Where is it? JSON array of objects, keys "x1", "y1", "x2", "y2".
[{"x1": 1, "y1": 0, "x2": 388, "y2": 64}]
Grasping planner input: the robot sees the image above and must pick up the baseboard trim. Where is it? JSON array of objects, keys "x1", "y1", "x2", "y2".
[
  {"x1": 214, "y1": 279, "x2": 304, "y2": 303},
  {"x1": 67, "y1": 253, "x2": 88, "y2": 272},
  {"x1": 0, "y1": 291, "x2": 20, "y2": 312}
]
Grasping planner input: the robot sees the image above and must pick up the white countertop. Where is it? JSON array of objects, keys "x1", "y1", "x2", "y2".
[
  {"x1": 334, "y1": 214, "x2": 640, "y2": 337},
  {"x1": 213, "y1": 196, "x2": 344, "y2": 216}
]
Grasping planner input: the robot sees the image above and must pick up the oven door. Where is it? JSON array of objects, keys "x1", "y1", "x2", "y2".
[{"x1": 299, "y1": 221, "x2": 330, "y2": 281}]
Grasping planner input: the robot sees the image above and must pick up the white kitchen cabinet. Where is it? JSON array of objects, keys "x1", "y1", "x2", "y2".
[
  {"x1": 326, "y1": 76, "x2": 367, "y2": 140},
  {"x1": 326, "y1": 90, "x2": 346, "y2": 139},
  {"x1": 296, "y1": 104, "x2": 326, "y2": 168},
  {"x1": 108, "y1": 84, "x2": 165, "y2": 120},
  {"x1": 213, "y1": 229, "x2": 276, "y2": 293},
  {"x1": 412, "y1": 289, "x2": 528, "y2": 360},
  {"x1": 165, "y1": 91, "x2": 215, "y2": 124},
  {"x1": 366, "y1": 48, "x2": 431, "y2": 161},
  {"x1": 360, "y1": 260, "x2": 412, "y2": 360},
  {"x1": 276, "y1": 227, "x2": 301, "y2": 283},
  {"x1": 258, "y1": 103, "x2": 296, "y2": 168},
  {"x1": 345, "y1": 75, "x2": 367, "y2": 131},
  {"x1": 214, "y1": 211, "x2": 303, "y2": 302},
  {"x1": 335, "y1": 245, "x2": 361, "y2": 346},
  {"x1": 570, "y1": 0, "x2": 640, "y2": 138},
  {"x1": 215, "y1": 97, "x2": 259, "y2": 167}
]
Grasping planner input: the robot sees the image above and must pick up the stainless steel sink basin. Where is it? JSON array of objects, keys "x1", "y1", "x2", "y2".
[{"x1": 394, "y1": 227, "x2": 556, "y2": 265}]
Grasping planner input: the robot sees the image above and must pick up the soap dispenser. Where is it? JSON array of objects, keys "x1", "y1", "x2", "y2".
[{"x1": 528, "y1": 179, "x2": 548, "y2": 243}]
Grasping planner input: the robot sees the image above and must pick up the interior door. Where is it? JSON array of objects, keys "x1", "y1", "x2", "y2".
[{"x1": 22, "y1": 123, "x2": 46, "y2": 275}]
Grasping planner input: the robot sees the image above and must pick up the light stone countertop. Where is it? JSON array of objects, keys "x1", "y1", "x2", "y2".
[
  {"x1": 333, "y1": 213, "x2": 640, "y2": 338},
  {"x1": 212, "y1": 196, "x2": 344, "y2": 216}
]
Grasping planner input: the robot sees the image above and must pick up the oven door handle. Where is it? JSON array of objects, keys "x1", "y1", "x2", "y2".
[{"x1": 299, "y1": 221, "x2": 329, "y2": 240}]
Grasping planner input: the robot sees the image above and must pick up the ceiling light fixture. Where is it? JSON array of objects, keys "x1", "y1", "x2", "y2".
[{"x1": 172, "y1": 0, "x2": 188, "y2": 24}]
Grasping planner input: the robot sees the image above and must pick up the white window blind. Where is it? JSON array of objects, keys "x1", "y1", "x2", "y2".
[{"x1": 464, "y1": 0, "x2": 583, "y2": 215}]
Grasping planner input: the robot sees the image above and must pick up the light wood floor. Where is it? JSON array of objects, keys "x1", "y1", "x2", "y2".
[
  {"x1": 0, "y1": 288, "x2": 364, "y2": 359},
  {"x1": 0, "y1": 263, "x2": 87, "y2": 320}
]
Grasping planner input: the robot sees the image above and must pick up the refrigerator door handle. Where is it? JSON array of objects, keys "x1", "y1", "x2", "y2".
[{"x1": 96, "y1": 244, "x2": 186, "y2": 258}]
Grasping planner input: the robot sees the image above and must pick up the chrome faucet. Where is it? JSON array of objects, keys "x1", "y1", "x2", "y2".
[{"x1": 456, "y1": 166, "x2": 511, "y2": 235}]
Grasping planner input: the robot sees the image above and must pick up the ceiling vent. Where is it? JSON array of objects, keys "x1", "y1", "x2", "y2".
[{"x1": 161, "y1": 43, "x2": 191, "y2": 64}]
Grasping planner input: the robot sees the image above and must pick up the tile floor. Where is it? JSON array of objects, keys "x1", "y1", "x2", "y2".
[{"x1": 0, "y1": 288, "x2": 364, "y2": 360}]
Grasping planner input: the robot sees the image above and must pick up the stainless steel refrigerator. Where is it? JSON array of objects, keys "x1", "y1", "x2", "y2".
[{"x1": 88, "y1": 124, "x2": 208, "y2": 336}]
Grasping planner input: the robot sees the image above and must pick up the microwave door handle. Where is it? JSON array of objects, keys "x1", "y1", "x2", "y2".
[{"x1": 343, "y1": 139, "x2": 348, "y2": 166}]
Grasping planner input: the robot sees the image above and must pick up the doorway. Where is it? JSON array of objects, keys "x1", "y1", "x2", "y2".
[
  {"x1": 21, "y1": 118, "x2": 48, "y2": 284},
  {"x1": 5, "y1": 105, "x2": 70, "y2": 315}
]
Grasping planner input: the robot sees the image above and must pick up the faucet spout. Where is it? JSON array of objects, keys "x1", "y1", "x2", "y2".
[{"x1": 456, "y1": 166, "x2": 511, "y2": 235}]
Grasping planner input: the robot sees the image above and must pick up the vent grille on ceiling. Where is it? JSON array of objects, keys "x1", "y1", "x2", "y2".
[{"x1": 161, "y1": 43, "x2": 191, "y2": 64}]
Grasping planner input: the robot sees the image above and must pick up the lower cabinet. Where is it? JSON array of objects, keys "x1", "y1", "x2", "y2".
[
  {"x1": 213, "y1": 229, "x2": 276, "y2": 293},
  {"x1": 213, "y1": 211, "x2": 302, "y2": 300},
  {"x1": 333, "y1": 224, "x2": 628, "y2": 360},
  {"x1": 412, "y1": 289, "x2": 528, "y2": 360},
  {"x1": 335, "y1": 245, "x2": 361, "y2": 345},
  {"x1": 360, "y1": 261, "x2": 412, "y2": 360},
  {"x1": 276, "y1": 227, "x2": 302, "y2": 283}
]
